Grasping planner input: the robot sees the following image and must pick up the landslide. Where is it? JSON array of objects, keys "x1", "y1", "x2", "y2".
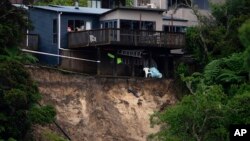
[{"x1": 28, "y1": 67, "x2": 177, "y2": 141}]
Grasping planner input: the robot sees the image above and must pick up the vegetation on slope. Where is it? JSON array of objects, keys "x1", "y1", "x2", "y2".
[
  {"x1": 150, "y1": 0, "x2": 250, "y2": 140},
  {"x1": 35, "y1": 0, "x2": 88, "y2": 6},
  {"x1": 0, "y1": 0, "x2": 56, "y2": 140}
]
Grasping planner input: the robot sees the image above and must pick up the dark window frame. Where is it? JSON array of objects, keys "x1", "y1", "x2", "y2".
[
  {"x1": 67, "y1": 19, "x2": 86, "y2": 32},
  {"x1": 53, "y1": 19, "x2": 58, "y2": 44},
  {"x1": 120, "y1": 19, "x2": 156, "y2": 31}
]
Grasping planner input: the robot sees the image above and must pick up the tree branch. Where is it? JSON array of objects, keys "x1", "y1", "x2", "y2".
[
  {"x1": 192, "y1": 124, "x2": 201, "y2": 141},
  {"x1": 182, "y1": 0, "x2": 209, "y2": 62},
  {"x1": 199, "y1": 114, "x2": 208, "y2": 133},
  {"x1": 0, "y1": 9, "x2": 16, "y2": 20}
]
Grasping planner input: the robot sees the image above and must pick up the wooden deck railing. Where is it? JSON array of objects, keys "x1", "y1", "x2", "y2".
[
  {"x1": 68, "y1": 28, "x2": 185, "y2": 49},
  {"x1": 21, "y1": 34, "x2": 39, "y2": 50}
]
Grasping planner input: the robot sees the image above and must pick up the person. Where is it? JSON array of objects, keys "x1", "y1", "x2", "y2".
[{"x1": 67, "y1": 26, "x2": 72, "y2": 32}]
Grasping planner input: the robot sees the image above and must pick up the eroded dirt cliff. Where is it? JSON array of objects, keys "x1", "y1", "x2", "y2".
[{"x1": 28, "y1": 67, "x2": 177, "y2": 141}]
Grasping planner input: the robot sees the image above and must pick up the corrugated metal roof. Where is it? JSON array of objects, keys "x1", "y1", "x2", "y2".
[
  {"x1": 102, "y1": 7, "x2": 165, "y2": 15},
  {"x1": 31, "y1": 5, "x2": 110, "y2": 15}
]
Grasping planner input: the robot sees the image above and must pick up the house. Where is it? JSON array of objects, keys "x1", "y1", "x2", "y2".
[
  {"x1": 18, "y1": 0, "x2": 228, "y2": 77},
  {"x1": 132, "y1": 0, "x2": 225, "y2": 31},
  {"x1": 28, "y1": 5, "x2": 109, "y2": 64},
  {"x1": 27, "y1": 2, "x2": 185, "y2": 77}
]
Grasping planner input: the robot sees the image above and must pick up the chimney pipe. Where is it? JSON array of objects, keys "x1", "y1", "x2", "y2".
[{"x1": 75, "y1": 0, "x2": 79, "y2": 9}]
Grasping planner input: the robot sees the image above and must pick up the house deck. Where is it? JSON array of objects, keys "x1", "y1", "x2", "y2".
[{"x1": 68, "y1": 28, "x2": 185, "y2": 49}]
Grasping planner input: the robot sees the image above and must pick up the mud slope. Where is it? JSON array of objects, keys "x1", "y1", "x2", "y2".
[{"x1": 28, "y1": 67, "x2": 177, "y2": 141}]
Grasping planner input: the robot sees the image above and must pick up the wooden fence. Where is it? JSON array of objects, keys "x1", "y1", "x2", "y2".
[{"x1": 21, "y1": 34, "x2": 39, "y2": 50}]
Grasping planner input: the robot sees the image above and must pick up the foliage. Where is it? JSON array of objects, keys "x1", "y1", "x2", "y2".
[
  {"x1": 41, "y1": 130, "x2": 68, "y2": 141},
  {"x1": 0, "y1": 47, "x2": 38, "y2": 64},
  {"x1": 126, "y1": 0, "x2": 133, "y2": 7},
  {"x1": 204, "y1": 53, "x2": 246, "y2": 85},
  {"x1": 35, "y1": 0, "x2": 88, "y2": 6},
  {"x1": 185, "y1": 0, "x2": 250, "y2": 65},
  {"x1": 151, "y1": 72, "x2": 250, "y2": 141},
  {"x1": 177, "y1": 53, "x2": 247, "y2": 96},
  {"x1": 239, "y1": 19, "x2": 250, "y2": 75},
  {"x1": 227, "y1": 92, "x2": 250, "y2": 124},
  {"x1": 28, "y1": 105, "x2": 56, "y2": 125},
  {"x1": 151, "y1": 1, "x2": 250, "y2": 140},
  {"x1": 0, "y1": 61, "x2": 56, "y2": 140},
  {"x1": 176, "y1": 62, "x2": 189, "y2": 77},
  {"x1": 150, "y1": 85, "x2": 229, "y2": 141},
  {"x1": 0, "y1": 0, "x2": 28, "y2": 50},
  {"x1": 185, "y1": 27, "x2": 206, "y2": 65},
  {"x1": 0, "y1": 1, "x2": 55, "y2": 140}
]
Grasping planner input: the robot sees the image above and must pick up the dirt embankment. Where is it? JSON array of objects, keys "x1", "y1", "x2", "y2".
[{"x1": 28, "y1": 67, "x2": 177, "y2": 141}]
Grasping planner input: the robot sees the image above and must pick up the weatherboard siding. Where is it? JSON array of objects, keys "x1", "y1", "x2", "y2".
[
  {"x1": 100, "y1": 9, "x2": 163, "y2": 31},
  {"x1": 29, "y1": 8, "x2": 59, "y2": 65}
]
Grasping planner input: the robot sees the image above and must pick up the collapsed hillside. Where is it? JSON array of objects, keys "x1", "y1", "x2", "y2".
[{"x1": 28, "y1": 66, "x2": 178, "y2": 141}]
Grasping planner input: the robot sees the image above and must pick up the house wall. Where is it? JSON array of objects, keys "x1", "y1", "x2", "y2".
[
  {"x1": 164, "y1": 8, "x2": 211, "y2": 27},
  {"x1": 29, "y1": 8, "x2": 102, "y2": 67},
  {"x1": 29, "y1": 8, "x2": 59, "y2": 65},
  {"x1": 163, "y1": 19, "x2": 187, "y2": 27},
  {"x1": 100, "y1": 9, "x2": 163, "y2": 31}
]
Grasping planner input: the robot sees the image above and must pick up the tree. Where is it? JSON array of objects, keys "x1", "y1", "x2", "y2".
[
  {"x1": 151, "y1": 1, "x2": 250, "y2": 140},
  {"x1": 35, "y1": 0, "x2": 88, "y2": 6},
  {"x1": 184, "y1": 0, "x2": 250, "y2": 65},
  {"x1": 0, "y1": 1, "x2": 56, "y2": 140},
  {"x1": 150, "y1": 85, "x2": 229, "y2": 141},
  {"x1": 0, "y1": 47, "x2": 38, "y2": 63},
  {"x1": 0, "y1": 0, "x2": 28, "y2": 50},
  {"x1": 0, "y1": 61, "x2": 56, "y2": 140},
  {"x1": 238, "y1": 20, "x2": 250, "y2": 80}
]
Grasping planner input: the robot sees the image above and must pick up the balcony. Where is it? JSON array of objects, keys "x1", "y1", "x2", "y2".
[{"x1": 68, "y1": 28, "x2": 185, "y2": 49}]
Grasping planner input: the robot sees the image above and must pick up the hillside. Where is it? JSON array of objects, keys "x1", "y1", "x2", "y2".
[{"x1": 28, "y1": 66, "x2": 178, "y2": 141}]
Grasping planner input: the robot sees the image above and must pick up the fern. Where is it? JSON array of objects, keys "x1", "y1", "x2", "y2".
[
  {"x1": 204, "y1": 53, "x2": 246, "y2": 84},
  {"x1": 0, "y1": 47, "x2": 37, "y2": 64},
  {"x1": 216, "y1": 69, "x2": 245, "y2": 83},
  {"x1": 222, "y1": 53, "x2": 244, "y2": 73},
  {"x1": 204, "y1": 59, "x2": 222, "y2": 84}
]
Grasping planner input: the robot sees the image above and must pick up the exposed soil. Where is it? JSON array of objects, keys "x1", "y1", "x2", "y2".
[{"x1": 28, "y1": 66, "x2": 177, "y2": 141}]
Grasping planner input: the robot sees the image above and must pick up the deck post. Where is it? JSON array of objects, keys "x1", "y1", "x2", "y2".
[
  {"x1": 166, "y1": 52, "x2": 174, "y2": 78},
  {"x1": 149, "y1": 51, "x2": 152, "y2": 68},
  {"x1": 97, "y1": 48, "x2": 101, "y2": 75},
  {"x1": 164, "y1": 50, "x2": 170, "y2": 78},
  {"x1": 113, "y1": 51, "x2": 117, "y2": 76},
  {"x1": 131, "y1": 58, "x2": 135, "y2": 77}
]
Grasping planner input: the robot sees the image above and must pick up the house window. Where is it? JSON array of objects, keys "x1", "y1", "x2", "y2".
[
  {"x1": 163, "y1": 25, "x2": 186, "y2": 33},
  {"x1": 68, "y1": 20, "x2": 86, "y2": 32},
  {"x1": 137, "y1": 0, "x2": 150, "y2": 6},
  {"x1": 193, "y1": 0, "x2": 209, "y2": 10},
  {"x1": 120, "y1": 20, "x2": 155, "y2": 30},
  {"x1": 53, "y1": 19, "x2": 58, "y2": 44},
  {"x1": 88, "y1": 0, "x2": 101, "y2": 8},
  {"x1": 167, "y1": 0, "x2": 192, "y2": 9},
  {"x1": 102, "y1": 20, "x2": 118, "y2": 28}
]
